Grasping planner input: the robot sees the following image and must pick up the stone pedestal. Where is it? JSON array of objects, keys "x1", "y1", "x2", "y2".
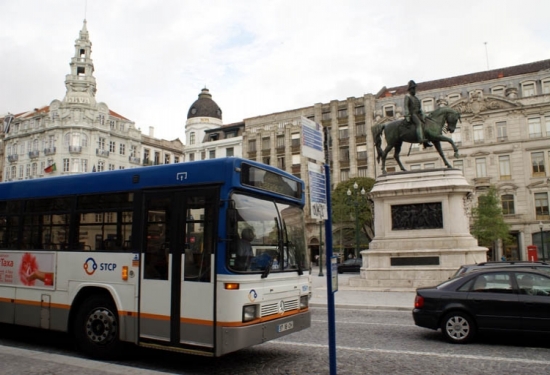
[{"x1": 349, "y1": 169, "x2": 487, "y2": 291}]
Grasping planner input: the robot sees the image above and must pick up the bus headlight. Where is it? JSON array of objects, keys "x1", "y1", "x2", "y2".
[
  {"x1": 242, "y1": 305, "x2": 257, "y2": 322},
  {"x1": 300, "y1": 295, "x2": 308, "y2": 309}
]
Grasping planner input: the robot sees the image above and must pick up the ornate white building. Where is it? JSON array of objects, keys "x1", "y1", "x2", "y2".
[{"x1": 0, "y1": 20, "x2": 182, "y2": 180}]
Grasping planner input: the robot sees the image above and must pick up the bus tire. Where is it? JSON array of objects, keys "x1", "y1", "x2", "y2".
[{"x1": 73, "y1": 295, "x2": 122, "y2": 359}]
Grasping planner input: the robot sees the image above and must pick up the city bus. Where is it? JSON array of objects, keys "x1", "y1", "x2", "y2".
[{"x1": 0, "y1": 157, "x2": 311, "y2": 358}]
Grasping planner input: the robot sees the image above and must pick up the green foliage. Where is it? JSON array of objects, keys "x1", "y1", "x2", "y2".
[
  {"x1": 331, "y1": 177, "x2": 376, "y2": 241},
  {"x1": 471, "y1": 186, "x2": 513, "y2": 247}
]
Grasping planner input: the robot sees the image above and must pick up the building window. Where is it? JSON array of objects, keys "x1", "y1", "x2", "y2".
[
  {"x1": 99, "y1": 114, "x2": 105, "y2": 126},
  {"x1": 262, "y1": 137, "x2": 270, "y2": 150},
  {"x1": 189, "y1": 153, "x2": 195, "y2": 162},
  {"x1": 356, "y1": 122, "x2": 366, "y2": 136},
  {"x1": 143, "y1": 149, "x2": 150, "y2": 163},
  {"x1": 98, "y1": 137, "x2": 106, "y2": 150},
  {"x1": 535, "y1": 192, "x2": 549, "y2": 218},
  {"x1": 355, "y1": 106, "x2": 365, "y2": 116},
  {"x1": 448, "y1": 93, "x2": 461, "y2": 103},
  {"x1": 109, "y1": 141, "x2": 116, "y2": 152},
  {"x1": 339, "y1": 126, "x2": 349, "y2": 139},
  {"x1": 174, "y1": 156, "x2": 179, "y2": 163},
  {"x1": 110, "y1": 120, "x2": 115, "y2": 130},
  {"x1": 532, "y1": 152, "x2": 545, "y2": 176},
  {"x1": 473, "y1": 125, "x2": 484, "y2": 144},
  {"x1": 529, "y1": 117, "x2": 542, "y2": 138},
  {"x1": 522, "y1": 81, "x2": 536, "y2": 97},
  {"x1": 209, "y1": 133, "x2": 219, "y2": 141},
  {"x1": 226, "y1": 147, "x2": 234, "y2": 157},
  {"x1": 276, "y1": 135, "x2": 285, "y2": 148},
  {"x1": 339, "y1": 147, "x2": 350, "y2": 161},
  {"x1": 225, "y1": 130, "x2": 237, "y2": 138},
  {"x1": 491, "y1": 86, "x2": 505, "y2": 96},
  {"x1": 501, "y1": 194, "x2": 515, "y2": 215},
  {"x1": 499, "y1": 155, "x2": 511, "y2": 180},
  {"x1": 543, "y1": 79, "x2": 550, "y2": 95},
  {"x1": 496, "y1": 121, "x2": 507, "y2": 141},
  {"x1": 422, "y1": 98, "x2": 434, "y2": 113},
  {"x1": 130, "y1": 145, "x2": 137, "y2": 157},
  {"x1": 358, "y1": 167, "x2": 368, "y2": 177},
  {"x1": 292, "y1": 154, "x2": 301, "y2": 165},
  {"x1": 410, "y1": 164, "x2": 421, "y2": 170},
  {"x1": 63, "y1": 158, "x2": 69, "y2": 172},
  {"x1": 322, "y1": 112, "x2": 331, "y2": 121},
  {"x1": 357, "y1": 145, "x2": 367, "y2": 160},
  {"x1": 340, "y1": 169, "x2": 349, "y2": 182},
  {"x1": 209, "y1": 150, "x2": 216, "y2": 159},
  {"x1": 277, "y1": 156, "x2": 285, "y2": 170},
  {"x1": 338, "y1": 108, "x2": 348, "y2": 118},
  {"x1": 383, "y1": 105, "x2": 394, "y2": 117},
  {"x1": 164, "y1": 154, "x2": 170, "y2": 164},
  {"x1": 476, "y1": 158, "x2": 487, "y2": 177},
  {"x1": 189, "y1": 132, "x2": 195, "y2": 145},
  {"x1": 453, "y1": 160, "x2": 464, "y2": 173},
  {"x1": 291, "y1": 133, "x2": 300, "y2": 147},
  {"x1": 154, "y1": 152, "x2": 160, "y2": 165},
  {"x1": 248, "y1": 139, "x2": 257, "y2": 152},
  {"x1": 98, "y1": 161, "x2": 105, "y2": 172},
  {"x1": 108, "y1": 163, "x2": 115, "y2": 171},
  {"x1": 262, "y1": 156, "x2": 270, "y2": 165},
  {"x1": 201, "y1": 151, "x2": 206, "y2": 160},
  {"x1": 545, "y1": 115, "x2": 550, "y2": 135}
]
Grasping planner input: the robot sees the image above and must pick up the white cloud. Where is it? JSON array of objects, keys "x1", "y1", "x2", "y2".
[{"x1": 1, "y1": 0, "x2": 549, "y2": 140}]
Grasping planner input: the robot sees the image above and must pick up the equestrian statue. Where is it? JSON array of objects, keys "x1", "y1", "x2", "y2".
[{"x1": 372, "y1": 81, "x2": 461, "y2": 174}]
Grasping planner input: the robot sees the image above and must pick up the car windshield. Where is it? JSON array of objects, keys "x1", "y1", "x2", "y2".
[{"x1": 226, "y1": 192, "x2": 308, "y2": 274}]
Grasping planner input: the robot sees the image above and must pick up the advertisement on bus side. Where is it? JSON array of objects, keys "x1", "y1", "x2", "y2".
[{"x1": 0, "y1": 252, "x2": 55, "y2": 288}]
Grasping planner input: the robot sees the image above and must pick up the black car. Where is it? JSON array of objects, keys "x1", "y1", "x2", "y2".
[
  {"x1": 337, "y1": 258, "x2": 362, "y2": 273},
  {"x1": 452, "y1": 261, "x2": 550, "y2": 278},
  {"x1": 413, "y1": 268, "x2": 550, "y2": 344}
]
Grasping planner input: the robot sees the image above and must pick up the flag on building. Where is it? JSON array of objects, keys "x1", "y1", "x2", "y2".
[
  {"x1": 44, "y1": 163, "x2": 56, "y2": 173},
  {"x1": 3, "y1": 113, "x2": 14, "y2": 134}
]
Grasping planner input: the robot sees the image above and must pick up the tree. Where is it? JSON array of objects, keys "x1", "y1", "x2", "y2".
[
  {"x1": 470, "y1": 186, "x2": 513, "y2": 258},
  {"x1": 331, "y1": 177, "x2": 376, "y2": 244}
]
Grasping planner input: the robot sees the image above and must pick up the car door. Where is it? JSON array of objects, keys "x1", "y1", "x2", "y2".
[
  {"x1": 516, "y1": 271, "x2": 550, "y2": 332},
  {"x1": 467, "y1": 272, "x2": 521, "y2": 330}
]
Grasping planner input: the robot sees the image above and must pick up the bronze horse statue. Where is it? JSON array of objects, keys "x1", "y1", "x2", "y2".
[{"x1": 372, "y1": 106, "x2": 461, "y2": 174}]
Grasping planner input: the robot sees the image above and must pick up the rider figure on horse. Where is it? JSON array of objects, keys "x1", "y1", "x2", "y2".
[{"x1": 404, "y1": 80, "x2": 433, "y2": 149}]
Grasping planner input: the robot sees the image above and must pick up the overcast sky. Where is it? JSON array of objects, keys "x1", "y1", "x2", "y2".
[{"x1": 1, "y1": 0, "x2": 549, "y2": 141}]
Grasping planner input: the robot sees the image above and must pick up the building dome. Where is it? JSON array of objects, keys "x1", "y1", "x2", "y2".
[{"x1": 187, "y1": 88, "x2": 222, "y2": 120}]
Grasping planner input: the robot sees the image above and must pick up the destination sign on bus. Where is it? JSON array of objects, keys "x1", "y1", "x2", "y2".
[{"x1": 241, "y1": 164, "x2": 301, "y2": 199}]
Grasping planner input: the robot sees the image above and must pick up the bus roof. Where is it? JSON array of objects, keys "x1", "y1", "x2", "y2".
[{"x1": 0, "y1": 158, "x2": 305, "y2": 201}]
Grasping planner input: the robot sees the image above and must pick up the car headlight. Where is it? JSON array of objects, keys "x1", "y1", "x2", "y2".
[
  {"x1": 242, "y1": 305, "x2": 257, "y2": 322},
  {"x1": 300, "y1": 295, "x2": 308, "y2": 309}
]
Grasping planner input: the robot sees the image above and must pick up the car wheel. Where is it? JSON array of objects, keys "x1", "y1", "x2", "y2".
[{"x1": 441, "y1": 311, "x2": 476, "y2": 344}]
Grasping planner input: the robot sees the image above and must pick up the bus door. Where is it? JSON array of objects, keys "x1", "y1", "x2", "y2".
[{"x1": 139, "y1": 188, "x2": 217, "y2": 350}]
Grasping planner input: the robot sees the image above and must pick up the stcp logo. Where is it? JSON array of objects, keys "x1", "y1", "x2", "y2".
[{"x1": 83, "y1": 257, "x2": 98, "y2": 275}]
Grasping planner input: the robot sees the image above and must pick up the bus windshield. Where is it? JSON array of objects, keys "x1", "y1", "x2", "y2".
[{"x1": 228, "y1": 192, "x2": 307, "y2": 274}]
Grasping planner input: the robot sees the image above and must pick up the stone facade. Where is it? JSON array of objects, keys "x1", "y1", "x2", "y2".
[{"x1": 242, "y1": 60, "x2": 550, "y2": 261}]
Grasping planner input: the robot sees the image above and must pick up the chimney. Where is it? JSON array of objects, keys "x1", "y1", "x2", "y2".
[{"x1": 149, "y1": 126, "x2": 154, "y2": 137}]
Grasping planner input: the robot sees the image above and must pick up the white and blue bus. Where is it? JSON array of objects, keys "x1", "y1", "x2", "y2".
[{"x1": 0, "y1": 158, "x2": 311, "y2": 358}]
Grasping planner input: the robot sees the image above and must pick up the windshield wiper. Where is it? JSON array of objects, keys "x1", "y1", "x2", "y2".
[{"x1": 261, "y1": 258, "x2": 273, "y2": 279}]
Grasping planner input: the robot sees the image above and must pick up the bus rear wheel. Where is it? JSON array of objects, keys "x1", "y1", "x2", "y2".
[{"x1": 73, "y1": 295, "x2": 122, "y2": 359}]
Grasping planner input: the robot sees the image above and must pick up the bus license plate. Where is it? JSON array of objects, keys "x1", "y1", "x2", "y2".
[{"x1": 277, "y1": 321, "x2": 294, "y2": 333}]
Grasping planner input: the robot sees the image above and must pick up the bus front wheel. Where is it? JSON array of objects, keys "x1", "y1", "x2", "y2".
[{"x1": 73, "y1": 295, "x2": 122, "y2": 359}]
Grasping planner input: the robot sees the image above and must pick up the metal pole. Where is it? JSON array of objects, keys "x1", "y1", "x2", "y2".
[
  {"x1": 355, "y1": 202, "x2": 359, "y2": 258},
  {"x1": 319, "y1": 220, "x2": 324, "y2": 276},
  {"x1": 541, "y1": 223, "x2": 546, "y2": 262}
]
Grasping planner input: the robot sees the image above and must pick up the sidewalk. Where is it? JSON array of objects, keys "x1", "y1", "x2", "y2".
[{"x1": 308, "y1": 266, "x2": 416, "y2": 311}]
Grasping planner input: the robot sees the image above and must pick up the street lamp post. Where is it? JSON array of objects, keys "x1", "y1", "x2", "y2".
[
  {"x1": 319, "y1": 220, "x2": 324, "y2": 276},
  {"x1": 540, "y1": 221, "x2": 546, "y2": 262},
  {"x1": 347, "y1": 182, "x2": 366, "y2": 259}
]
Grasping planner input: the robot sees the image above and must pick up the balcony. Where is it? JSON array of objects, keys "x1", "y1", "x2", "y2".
[
  {"x1": 96, "y1": 149, "x2": 110, "y2": 157},
  {"x1": 8, "y1": 154, "x2": 18, "y2": 162},
  {"x1": 69, "y1": 145, "x2": 82, "y2": 153},
  {"x1": 28, "y1": 150, "x2": 40, "y2": 158},
  {"x1": 143, "y1": 159, "x2": 153, "y2": 166},
  {"x1": 129, "y1": 156, "x2": 141, "y2": 165},
  {"x1": 44, "y1": 147, "x2": 56, "y2": 155}
]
